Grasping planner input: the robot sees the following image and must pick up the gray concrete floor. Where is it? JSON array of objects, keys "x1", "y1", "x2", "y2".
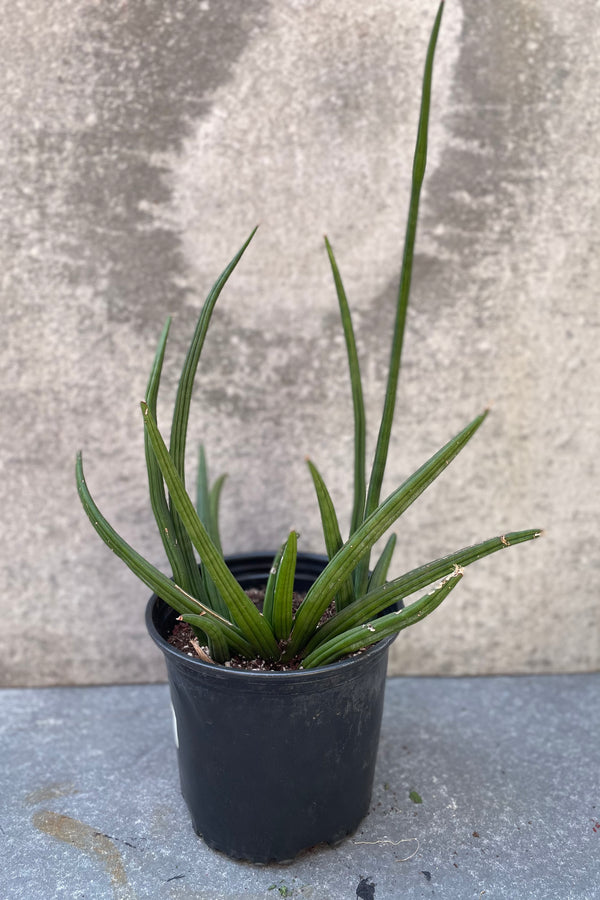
[{"x1": 1, "y1": 675, "x2": 598, "y2": 899}]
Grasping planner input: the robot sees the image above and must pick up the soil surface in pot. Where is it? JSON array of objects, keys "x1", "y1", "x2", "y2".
[{"x1": 167, "y1": 586, "x2": 340, "y2": 671}]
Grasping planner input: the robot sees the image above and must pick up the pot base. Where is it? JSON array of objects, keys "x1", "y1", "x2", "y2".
[{"x1": 196, "y1": 822, "x2": 359, "y2": 866}]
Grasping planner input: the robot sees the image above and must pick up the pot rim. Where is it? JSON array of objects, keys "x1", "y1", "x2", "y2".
[
  {"x1": 147, "y1": 594, "x2": 396, "y2": 683},
  {"x1": 146, "y1": 550, "x2": 398, "y2": 683}
]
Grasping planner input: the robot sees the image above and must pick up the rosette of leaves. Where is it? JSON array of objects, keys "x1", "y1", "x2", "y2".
[{"x1": 76, "y1": 2, "x2": 541, "y2": 669}]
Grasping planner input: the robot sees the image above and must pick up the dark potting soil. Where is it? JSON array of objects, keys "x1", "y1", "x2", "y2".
[{"x1": 167, "y1": 586, "x2": 338, "y2": 671}]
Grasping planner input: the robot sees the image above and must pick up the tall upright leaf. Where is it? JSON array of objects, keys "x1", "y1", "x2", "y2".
[
  {"x1": 357, "y1": 1, "x2": 445, "y2": 596},
  {"x1": 324, "y1": 236, "x2": 366, "y2": 538},
  {"x1": 144, "y1": 317, "x2": 205, "y2": 601},
  {"x1": 170, "y1": 228, "x2": 258, "y2": 479},
  {"x1": 168, "y1": 229, "x2": 258, "y2": 591}
]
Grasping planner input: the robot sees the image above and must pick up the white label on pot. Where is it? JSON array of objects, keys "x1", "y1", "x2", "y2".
[{"x1": 170, "y1": 701, "x2": 179, "y2": 749}]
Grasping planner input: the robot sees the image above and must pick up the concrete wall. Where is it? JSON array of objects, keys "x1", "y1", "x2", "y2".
[{"x1": 1, "y1": 0, "x2": 598, "y2": 687}]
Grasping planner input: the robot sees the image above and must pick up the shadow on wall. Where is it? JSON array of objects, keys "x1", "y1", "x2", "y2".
[
  {"x1": 421, "y1": 0, "x2": 567, "y2": 280},
  {"x1": 366, "y1": 0, "x2": 567, "y2": 339},
  {"x1": 66, "y1": 0, "x2": 270, "y2": 329}
]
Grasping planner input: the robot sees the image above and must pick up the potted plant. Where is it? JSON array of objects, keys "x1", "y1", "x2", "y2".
[{"x1": 76, "y1": 2, "x2": 541, "y2": 864}]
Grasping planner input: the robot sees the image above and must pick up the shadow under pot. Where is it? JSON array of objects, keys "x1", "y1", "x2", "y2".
[{"x1": 146, "y1": 551, "x2": 398, "y2": 864}]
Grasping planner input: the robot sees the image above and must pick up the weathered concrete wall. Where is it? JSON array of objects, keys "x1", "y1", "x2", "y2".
[{"x1": 1, "y1": 0, "x2": 598, "y2": 686}]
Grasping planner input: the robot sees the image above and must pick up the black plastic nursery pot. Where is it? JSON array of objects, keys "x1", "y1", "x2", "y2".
[{"x1": 146, "y1": 552, "x2": 397, "y2": 864}]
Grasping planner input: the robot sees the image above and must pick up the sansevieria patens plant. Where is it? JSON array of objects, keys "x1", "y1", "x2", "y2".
[{"x1": 76, "y1": 1, "x2": 540, "y2": 670}]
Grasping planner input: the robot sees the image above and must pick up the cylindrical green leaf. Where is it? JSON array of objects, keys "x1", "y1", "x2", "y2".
[
  {"x1": 302, "y1": 528, "x2": 542, "y2": 655},
  {"x1": 306, "y1": 459, "x2": 355, "y2": 611},
  {"x1": 144, "y1": 316, "x2": 204, "y2": 600},
  {"x1": 273, "y1": 531, "x2": 297, "y2": 641},
  {"x1": 181, "y1": 614, "x2": 254, "y2": 659},
  {"x1": 167, "y1": 229, "x2": 258, "y2": 601},
  {"x1": 76, "y1": 452, "x2": 244, "y2": 652},
  {"x1": 286, "y1": 409, "x2": 487, "y2": 658},
  {"x1": 358, "y1": 0, "x2": 445, "y2": 596},
  {"x1": 324, "y1": 236, "x2": 366, "y2": 538},
  {"x1": 142, "y1": 403, "x2": 281, "y2": 660},
  {"x1": 302, "y1": 567, "x2": 462, "y2": 669},
  {"x1": 262, "y1": 543, "x2": 285, "y2": 628},
  {"x1": 367, "y1": 534, "x2": 397, "y2": 594}
]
